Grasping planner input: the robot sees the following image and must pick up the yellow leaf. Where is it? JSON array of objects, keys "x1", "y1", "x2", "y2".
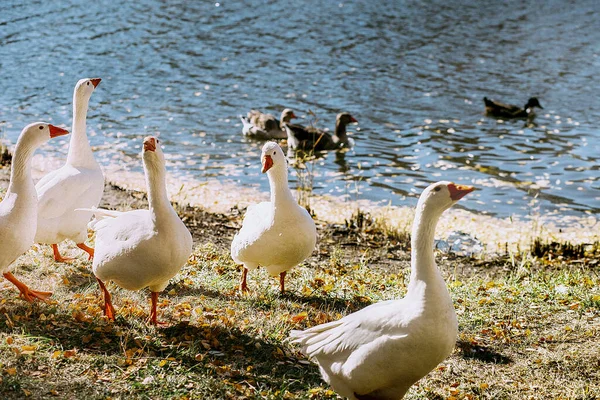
[
  {"x1": 159, "y1": 360, "x2": 168, "y2": 367},
  {"x1": 291, "y1": 312, "x2": 308, "y2": 323},
  {"x1": 51, "y1": 351, "x2": 62, "y2": 359},
  {"x1": 6, "y1": 367, "x2": 17, "y2": 376},
  {"x1": 6, "y1": 337, "x2": 13, "y2": 345},
  {"x1": 21, "y1": 345, "x2": 37, "y2": 352},
  {"x1": 22, "y1": 389, "x2": 31, "y2": 397},
  {"x1": 480, "y1": 383, "x2": 489, "y2": 390}
]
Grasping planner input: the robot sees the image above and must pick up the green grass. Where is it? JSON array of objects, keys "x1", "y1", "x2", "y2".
[{"x1": 0, "y1": 239, "x2": 598, "y2": 399}]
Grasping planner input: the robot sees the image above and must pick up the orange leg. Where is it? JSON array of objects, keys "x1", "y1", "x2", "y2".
[
  {"x1": 52, "y1": 244, "x2": 74, "y2": 263},
  {"x1": 96, "y1": 278, "x2": 115, "y2": 320},
  {"x1": 239, "y1": 267, "x2": 249, "y2": 293},
  {"x1": 148, "y1": 291, "x2": 167, "y2": 326},
  {"x1": 3, "y1": 272, "x2": 52, "y2": 302},
  {"x1": 76, "y1": 243, "x2": 94, "y2": 260},
  {"x1": 279, "y1": 271, "x2": 287, "y2": 294}
]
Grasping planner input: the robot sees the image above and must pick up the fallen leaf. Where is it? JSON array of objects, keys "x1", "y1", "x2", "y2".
[
  {"x1": 291, "y1": 312, "x2": 308, "y2": 323},
  {"x1": 64, "y1": 349, "x2": 77, "y2": 358}
]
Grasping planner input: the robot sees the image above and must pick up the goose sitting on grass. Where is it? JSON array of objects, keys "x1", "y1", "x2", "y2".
[
  {"x1": 231, "y1": 141, "x2": 316, "y2": 294},
  {"x1": 483, "y1": 96, "x2": 543, "y2": 119},
  {"x1": 289, "y1": 181, "x2": 475, "y2": 400},
  {"x1": 0, "y1": 122, "x2": 69, "y2": 301},
  {"x1": 79, "y1": 136, "x2": 192, "y2": 325}
]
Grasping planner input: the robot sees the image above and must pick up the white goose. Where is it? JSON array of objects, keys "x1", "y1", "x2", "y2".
[
  {"x1": 0, "y1": 122, "x2": 69, "y2": 301},
  {"x1": 240, "y1": 108, "x2": 296, "y2": 140},
  {"x1": 81, "y1": 136, "x2": 192, "y2": 324},
  {"x1": 289, "y1": 181, "x2": 475, "y2": 400},
  {"x1": 231, "y1": 142, "x2": 316, "y2": 293},
  {"x1": 35, "y1": 78, "x2": 104, "y2": 262}
]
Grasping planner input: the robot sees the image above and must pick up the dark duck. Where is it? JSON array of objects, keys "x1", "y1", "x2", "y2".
[
  {"x1": 284, "y1": 112, "x2": 358, "y2": 152},
  {"x1": 483, "y1": 97, "x2": 543, "y2": 119}
]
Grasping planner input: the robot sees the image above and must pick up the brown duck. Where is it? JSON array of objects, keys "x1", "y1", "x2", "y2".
[{"x1": 284, "y1": 112, "x2": 358, "y2": 152}]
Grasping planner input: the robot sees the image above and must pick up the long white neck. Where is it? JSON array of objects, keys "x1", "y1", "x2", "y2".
[
  {"x1": 268, "y1": 165, "x2": 296, "y2": 208},
  {"x1": 7, "y1": 136, "x2": 37, "y2": 200},
  {"x1": 67, "y1": 92, "x2": 97, "y2": 168},
  {"x1": 409, "y1": 204, "x2": 444, "y2": 287},
  {"x1": 145, "y1": 159, "x2": 176, "y2": 224}
]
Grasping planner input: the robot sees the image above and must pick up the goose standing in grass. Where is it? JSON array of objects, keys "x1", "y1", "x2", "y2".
[
  {"x1": 231, "y1": 142, "x2": 316, "y2": 294},
  {"x1": 35, "y1": 78, "x2": 104, "y2": 262},
  {"x1": 284, "y1": 112, "x2": 357, "y2": 152},
  {"x1": 483, "y1": 96, "x2": 543, "y2": 119},
  {"x1": 289, "y1": 181, "x2": 475, "y2": 400},
  {"x1": 79, "y1": 136, "x2": 192, "y2": 325},
  {"x1": 241, "y1": 108, "x2": 297, "y2": 139},
  {"x1": 0, "y1": 122, "x2": 69, "y2": 301}
]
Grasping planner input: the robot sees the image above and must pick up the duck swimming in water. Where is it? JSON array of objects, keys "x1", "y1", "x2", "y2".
[{"x1": 483, "y1": 96, "x2": 543, "y2": 119}]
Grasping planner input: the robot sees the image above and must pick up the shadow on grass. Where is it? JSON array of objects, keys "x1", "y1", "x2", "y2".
[
  {"x1": 282, "y1": 291, "x2": 374, "y2": 314},
  {"x1": 457, "y1": 340, "x2": 512, "y2": 364},
  {"x1": 0, "y1": 301, "x2": 324, "y2": 393},
  {"x1": 167, "y1": 282, "x2": 233, "y2": 301}
]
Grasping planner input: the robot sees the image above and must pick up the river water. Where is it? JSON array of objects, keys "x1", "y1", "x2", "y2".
[{"x1": 1, "y1": 0, "x2": 599, "y2": 224}]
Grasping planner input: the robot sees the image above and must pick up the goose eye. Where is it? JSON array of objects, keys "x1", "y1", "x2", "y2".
[
  {"x1": 272, "y1": 151, "x2": 276, "y2": 155},
  {"x1": 39, "y1": 126, "x2": 44, "y2": 130},
  {"x1": 87, "y1": 82, "x2": 90, "y2": 86},
  {"x1": 434, "y1": 187, "x2": 441, "y2": 192}
]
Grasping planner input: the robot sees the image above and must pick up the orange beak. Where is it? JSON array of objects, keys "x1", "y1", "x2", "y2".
[
  {"x1": 350, "y1": 115, "x2": 358, "y2": 123},
  {"x1": 261, "y1": 154, "x2": 273, "y2": 173},
  {"x1": 91, "y1": 78, "x2": 101, "y2": 88},
  {"x1": 448, "y1": 183, "x2": 475, "y2": 201},
  {"x1": 48, "y1": 125, "x2": 70, "y2": 138},
  {"x1": 143, "y1": 136, "x2": 156, "y2": 152}
]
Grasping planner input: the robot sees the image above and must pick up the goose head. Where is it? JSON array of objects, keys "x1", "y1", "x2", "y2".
[
  {"x1": 281, "y1": 108, "x2": 297, "y2": 124},
  {"x1": 336, "y1": 112, "x2": 358, "y2": 127},
  {"x1": 261, "y1": 141, "x2": 286, "y2": 174},
  {"x1": 19, "y1": 122, "x2": 69, "y2": 148},
  {"x1": 142, "y1": 136, "x2": 165, "y2": 166},
  {"x1": 417, "y1": 181, "x2": 474, "y2": 216},
  {"x1": 74, "y1": 77, "x2": 101, "y2": 102},
  {"x1": 525, "y1": 97, "x2": 543, "y2": 110}
]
